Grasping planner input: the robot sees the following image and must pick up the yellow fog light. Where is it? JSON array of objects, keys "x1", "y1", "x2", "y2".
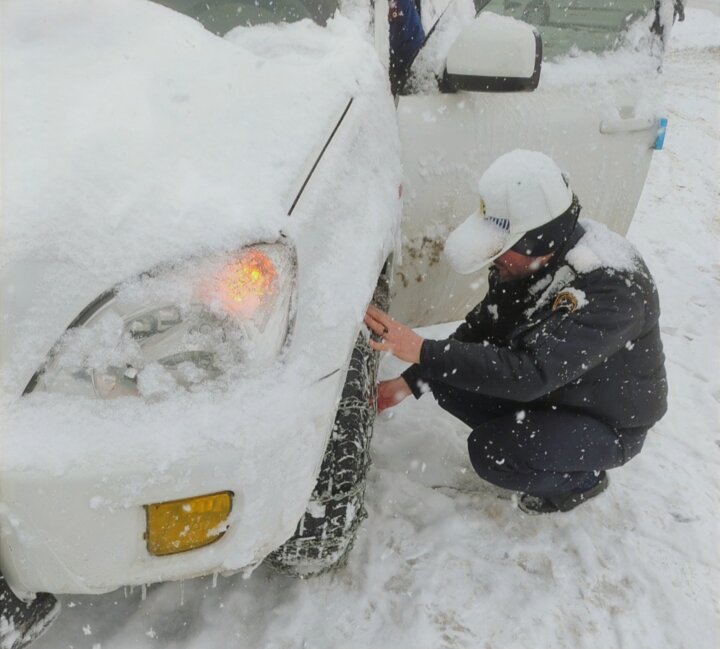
[{"x1": 145, "y1": 491, "x2": 233, "y2": 556}]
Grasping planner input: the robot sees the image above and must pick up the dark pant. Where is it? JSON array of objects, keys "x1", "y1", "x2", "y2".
[{"x1": 430, "y1": 382, "x2": 647, "y2": 498}]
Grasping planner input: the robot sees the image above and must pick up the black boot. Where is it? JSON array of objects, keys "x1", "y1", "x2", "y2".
[
  {"x1": 0, "y1": 574, "x2": 60, "y2": 649},
  {"x1": 519, "y1": 471, "x2": 609, "y2": 514}
]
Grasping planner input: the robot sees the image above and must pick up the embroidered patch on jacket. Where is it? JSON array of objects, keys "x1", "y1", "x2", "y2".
[{"x1": 552, "y1": 291, "x2": 579, "y2": 313}]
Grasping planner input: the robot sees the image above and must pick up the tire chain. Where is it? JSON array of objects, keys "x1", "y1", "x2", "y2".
[
  {"x1": 0, "y1": 574, "x2": 60, "y2": 649},
  {"x1": 265, "y1": 334, "x2": 378, "y2": 576},
  {"x1": 266, "y1": 274, "x2": 389, "y2": 576}
]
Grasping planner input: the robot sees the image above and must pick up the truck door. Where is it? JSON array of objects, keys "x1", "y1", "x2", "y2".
[{"x1": 390, "y1": 0, "x2": 664, "y2": 327}]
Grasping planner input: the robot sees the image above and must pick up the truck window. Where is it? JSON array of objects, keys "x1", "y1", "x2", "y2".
[{"x1": 478, "y1": 0, "x2": 656, "y2": 59}]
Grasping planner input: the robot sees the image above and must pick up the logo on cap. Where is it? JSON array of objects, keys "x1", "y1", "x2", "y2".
[{"x1": 479, "y1": 198, "x2": 486, "y2": 217}]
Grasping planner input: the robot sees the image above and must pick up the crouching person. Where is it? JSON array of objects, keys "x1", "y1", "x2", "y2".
[{"x1": 365, "y1": 149, "x2": 667, "y2": 514}]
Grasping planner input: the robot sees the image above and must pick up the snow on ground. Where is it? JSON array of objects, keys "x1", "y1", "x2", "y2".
[{"x1": 31, "y1": 8, "x2": 720, "y2": 649}]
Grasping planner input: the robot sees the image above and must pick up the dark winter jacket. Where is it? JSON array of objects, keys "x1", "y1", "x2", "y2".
[
  {"x1": 402, "y1": 220, "x2": 668, "y2": 430},
  {"x1": 389, "y1": 0, "x2": 425, "y2": 93}
]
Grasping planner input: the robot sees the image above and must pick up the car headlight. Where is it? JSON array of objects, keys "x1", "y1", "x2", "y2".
[{"x1": 29, "y1": 243, "x2": 296, "y2": 399}]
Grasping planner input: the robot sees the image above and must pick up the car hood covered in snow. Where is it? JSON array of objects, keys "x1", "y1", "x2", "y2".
[{"x1": 0, "y1": 0, "x2": 385, "y2": 397}]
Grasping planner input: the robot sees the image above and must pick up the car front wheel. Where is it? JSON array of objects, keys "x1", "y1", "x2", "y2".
[{"x1": 266, "y1": 272, "x2": 389, "y2": 576}]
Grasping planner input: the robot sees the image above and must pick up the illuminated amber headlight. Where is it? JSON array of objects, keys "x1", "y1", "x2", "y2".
[
  {"x1": 30, "y1": 242, "x2": 296, "y2": 399},
  {"x1": 145, "y1": 491, "x2": 233, "y2": 556}
]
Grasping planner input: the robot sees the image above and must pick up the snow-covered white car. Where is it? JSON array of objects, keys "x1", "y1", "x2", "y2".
[{"x1": 1, "y1": 0, "x2": 673, "y2": 603}]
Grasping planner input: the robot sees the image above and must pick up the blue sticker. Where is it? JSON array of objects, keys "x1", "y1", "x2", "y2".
[{"x1": 654, "y1": 117, "x2": 668, "y2": 150}]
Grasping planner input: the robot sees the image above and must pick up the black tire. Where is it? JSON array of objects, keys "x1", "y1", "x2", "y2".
[
  {"x1": 266, "y1": 272, "x2": 390, "y2": 576},
  {"x1": 0, "y1": 575, "x2": 60, "y2": 649}
]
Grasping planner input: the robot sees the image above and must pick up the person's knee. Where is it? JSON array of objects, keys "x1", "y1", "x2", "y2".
[
  {"x1": 467, "y1": 427, "x2": 533, "y2": 492},
  {"x1": 468, "y1": 420, "x2": 534, "y2": 463},
  {"x1": 468, "y1": 425, "x2": 522, "y2": 475}
]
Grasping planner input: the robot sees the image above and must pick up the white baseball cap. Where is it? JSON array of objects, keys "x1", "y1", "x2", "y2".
[{"x1": 444, "y1": 150, "x2": 574, "y2": 275}]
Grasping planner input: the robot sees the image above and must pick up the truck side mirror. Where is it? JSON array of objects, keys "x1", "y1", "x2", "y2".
[{"x1": 442, "y1": 12, "x2": 542, "y2": 93}]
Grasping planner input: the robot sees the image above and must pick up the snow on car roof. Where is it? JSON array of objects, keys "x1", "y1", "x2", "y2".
[
  {"x1": 1, "y1": 0, "x2": 374, "y2": 282},
  {"x1": 0, "y1": 0, "x2": 400, "y2": 485}
]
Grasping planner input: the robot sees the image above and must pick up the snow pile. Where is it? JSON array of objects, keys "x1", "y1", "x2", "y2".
[
  {"x1": 3, "y1": 0, "x2": 282, "y2": 275},
  {"x1": 1, "y1": 0, "x2": 389, "y2": 281},
  {"x1": 0, "y1": 0, "x2": 400, "y2": 383},
  {"x1": 669, "y1": 7, "x2": 720, "y2": 49},
  {"x1": 0, "y1": 0, "x2": 397, "y2": 441},
  {"x1": 566, "y1": 219, "x2": 640, "y2": 274},
  {"x1": 541, "y1": 39, "x2": 661, "y2": 88},
  {"x1": 0, "y1": 0, "x2": 391, "y2": 394}
]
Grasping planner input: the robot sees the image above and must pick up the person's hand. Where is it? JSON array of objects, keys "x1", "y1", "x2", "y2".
[
  {"x1": 364, "y1": 305, "x2": 424, "y2": 364},
  {"x1": 377, "y1": 377, "x2": 412, "y2": 413}
]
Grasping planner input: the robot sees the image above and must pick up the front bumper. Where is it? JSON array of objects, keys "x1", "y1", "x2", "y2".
[{"x1": 0, "y1": 366, "x2": 346, "y2": 595}]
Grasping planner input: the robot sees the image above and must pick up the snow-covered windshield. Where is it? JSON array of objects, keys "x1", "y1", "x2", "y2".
[
  {"x1": 152, "y1": 0, "x2": 341, "y2": 34},
  {"x1": 479, "y1": 0, "x2": 657, "y2": 59}
]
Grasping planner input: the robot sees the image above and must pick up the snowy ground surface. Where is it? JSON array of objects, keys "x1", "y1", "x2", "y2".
[{"x1": 32, "y1": 8, "x2": 720, "y2": 649}]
